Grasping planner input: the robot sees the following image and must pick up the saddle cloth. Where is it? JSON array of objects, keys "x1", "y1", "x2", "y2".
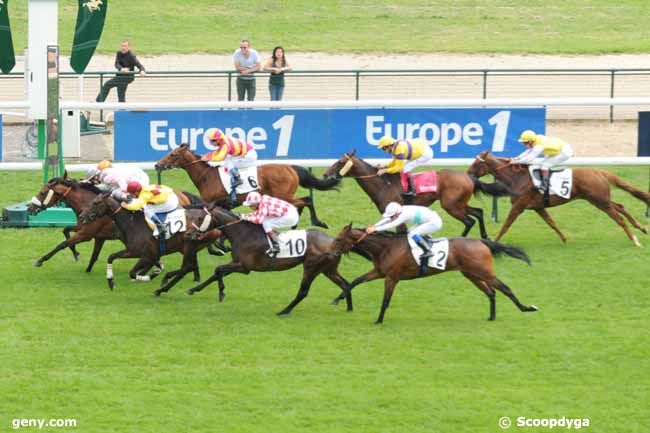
[
  {"x1": 400, "y1": 170, "x2": 438, "y2": 194},
  {"x1": 267, "y1": 230, "x2": 308, "y2": 258},
  {"x1": 150, "y1": 208, "x2": 187, "y2": 239},
  {"x1": 528, "y1": 166, "x2": 572, "y2": 199},
  {"x1": 218, "y1": 165, "x2": 259, "y2": 194},
  {"x1": 407, "y1": 236, "x2": 449, "y2": 270}
]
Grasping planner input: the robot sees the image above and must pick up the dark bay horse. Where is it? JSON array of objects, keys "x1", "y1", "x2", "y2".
[
  {"x1": 467, "y1": 151, "x2": 650, "y2": 246},
  {"x1": 28, "y1": 175, "x2": 117, "y2": 272},
  {"x1": 154, "y1": 144, "x2": 340, "y2": 228},
  {"x1": 323, "y1": 150, "x2": 510, "y2": 238},
  {"x1": 329, "y1": 225, "x2": 537, "y2": 324},
  {"x1": 177, "y1": 206, "x2": 353, "y2": 316},
  {"x1": 79, "y1": 194, "x2": 219, "y2": 290}
]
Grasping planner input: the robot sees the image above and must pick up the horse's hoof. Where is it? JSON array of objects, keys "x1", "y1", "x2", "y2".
[
  {"x1": 526, "y1": 305, "x2": 538, "y2": 312},
  {"x1": 330, "y1": 298, "x2": 340, "y2": 306},
  {"x1": 276, "y1": 310, "x2": 289, "y2": 316},
  {"x1": 33, "y1": 260, "x2": 43, "y2": 267},
  {"x1": 193, "y1": 276, "x2": 200, "y2": 282},
  {"x1": 346, "y1": 307, "x2": 354, "y2": 312},
  {"x1": 314, "y1": 221, "x2": 329, "y2": 229},
  {"x1": 73, "y1": 254, "x2": 80, "y2": 262},
  {"x1": 186, "y1": 289, "x2": 195, "y2": 296},
  {"x1": 108, "y1": 279, "x2": 114, "y2": 291},
  {"x1": 374, "y1": 320, "x2": 383, "y2": 325},
  {"x1": 153, "y1": 290, "x2": 161, "y2": 297},
  {"x1": 219, "y1": 292, "x2": 225, "y2": 302}
]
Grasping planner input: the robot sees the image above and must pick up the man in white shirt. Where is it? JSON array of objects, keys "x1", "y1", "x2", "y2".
[{"x1": 233, "y1": 39, "x2": 261, "y2": 101}]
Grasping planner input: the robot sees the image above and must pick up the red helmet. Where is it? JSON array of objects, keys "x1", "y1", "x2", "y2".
[
  {"x1": 205, "y1": 128, "x2": 225, "y2": 143},
  {"x1": 126, "y1": 181, "x2": 142, "y2": 195}
]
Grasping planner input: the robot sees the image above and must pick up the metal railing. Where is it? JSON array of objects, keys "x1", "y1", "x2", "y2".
[{"x1": 4, "y1": 68, "x2": 650, "y2": 121}]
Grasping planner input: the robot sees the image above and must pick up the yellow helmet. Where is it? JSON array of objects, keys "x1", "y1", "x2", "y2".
[
  {"x1": 378, "y1": 135, "x2": 395, "y2": 149},
  {"x1": 97, "y1": 160, "x2": 112, "y2": 170},
  {"x1": 518, "y1": 130, "x2": 537, "y2": 143}
]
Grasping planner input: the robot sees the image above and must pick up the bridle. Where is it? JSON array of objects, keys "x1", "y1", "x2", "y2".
[
  {"x1": 31, "y1": 185, "x2": 72, "y2": 209},
  {"x1": 338, "y1": 153, "x2": 380, "y2": 179}
]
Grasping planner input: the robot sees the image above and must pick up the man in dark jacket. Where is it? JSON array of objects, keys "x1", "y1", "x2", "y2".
[{"x1": 96, "y1": 40, "x2": 146, "y2": 102}]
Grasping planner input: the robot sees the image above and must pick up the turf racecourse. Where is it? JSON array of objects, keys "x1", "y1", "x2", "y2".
[{"x1": 1, "y1": 167, "x2": 648, "y2": 432}]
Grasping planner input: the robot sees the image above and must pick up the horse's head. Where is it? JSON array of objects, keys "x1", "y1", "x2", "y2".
[
  {"x1": 323, "y1": 150, "x2": 371, "y2": 180},
  {"x1": 79, "y1": 192, "x2": 115, "y2": 223},
  {"x1": 155, "y1": 143, "x2": 195, "y2": 171},
  {"x1": 467, "y1": 151, "x2": 495, "y2": 178},
  {"x1": 28, "y1": 172, "x2": 75, "y2": 215},
  {"x1": 328, "y1": 223, "x2": 359, "y2": 256},
  {"x1": 208, "y1": 205, "x2": 238, "y2": 226}
]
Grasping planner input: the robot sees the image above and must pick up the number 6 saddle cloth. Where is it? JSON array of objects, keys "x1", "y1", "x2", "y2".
[
  {"x1": 266, "y1": 230, "x2": 308, "y2": 259},
  {"x1": 527, "y1": 166, "x2": 573, "y2": 199},
  {"x1": 407, "y1": 236, "x2": 449, "y2": 270},
  {"x1": 217, "y1": 165, "x2": 259, "y2": 194}
]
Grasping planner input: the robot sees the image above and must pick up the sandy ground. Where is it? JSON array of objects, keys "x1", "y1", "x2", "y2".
[{"x1": 2, "y1": 53, "x2": 650, "y2": 161}]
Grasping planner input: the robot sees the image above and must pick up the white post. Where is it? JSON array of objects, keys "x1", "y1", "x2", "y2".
[{"x1": 27, "y1": 0, "x2": 58, "y2": 120}]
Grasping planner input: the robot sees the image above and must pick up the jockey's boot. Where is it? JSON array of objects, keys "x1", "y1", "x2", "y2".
[
  {"x1": 401, "y1": 173, "x2": 417, "y2": 201},
  {"x1": 413, "y1": 234, "x2": 432, "y2": 274},
  {"x1": 541, "y1": 169, "x2": 550, "y2": 207},
  {"x1": 266, "y1": 231, "x2": 281, "y2": 257},
  {"x1": 230, "y1": 167, "x2": 243, "y2": 188},
  {"x1": 152, "y1": 216, "x2": 167, "y2": 256}
]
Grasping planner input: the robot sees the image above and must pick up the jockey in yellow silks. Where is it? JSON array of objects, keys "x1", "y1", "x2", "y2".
[
  {"x1": 511, "y1": 130, "x2": 574, "y2": 198},
  {"x1": 376, "y1": 136, "x2": 433, "y2": 196},
  {"x1": 122, "y1": 182, "x2": 180, "y2": 238}
]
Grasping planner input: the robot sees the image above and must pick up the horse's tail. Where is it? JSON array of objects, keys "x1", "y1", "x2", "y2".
[
  {"x1": 471, "y1": 176, "x2": 512, "y2": 197},
  {"x1": 480, "y1": 239, "x2": 531, "y2": 266},
  {"x1": 601, "y1": 171, "x2": 650, "y2": 205},
  {"x1": 292, "y1": 165, "x2": 341, "y2": 191}
]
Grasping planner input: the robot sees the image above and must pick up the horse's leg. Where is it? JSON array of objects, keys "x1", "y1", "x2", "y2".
[
  {"x1": 461, "y1": 272, "x2": 496, "y2": 321},
  {"x1": 595, "y1": 202, "x2": 641, "y2": 246},
  {"x1": 186, "y1": 262, "x2": 245, "y2": 297},
  {"x1": 34, "y1": 231, "x2": 91, "y2": 267},
  {"x1": 613, "y1": 202, "x2": 648, "y2": 234},
  {"x1": 442, "y1": 203, "x2": 475, "y2": 237},
  {"x1": 494, "y1": 200, "x2": 527, "y2": 241},
  {"x1": 489, "y1": 278, "x2": 538, "y2": 313},
  {"x1": 63, "y1": 226, "x2": 81, "y2": 261},
  {"x1": 534, "y1": 209, "x2": 568, "y2": 243},
  {"x1": 324, "y1": 268, "x2": 353, "y2": 312},
  {"x1": 106, "y1": 249, "x2": 137, "y2": 290},
  {"x1": 277, "y1": 270, "x2": 318, "y2": 316},
  {"x1": 85, "y1": 238, "x2": 106, "y2": 273},
  {"x1": 467, "y1": 206, "x2": 489, "y2": 239},
  {"x1": 302, "y1": 195, "x2": 328, "y2": 229},
  {"x1": 154, "y1": 263, "x2": 194, "y2": 296},
  {"x1": 160, "y1": 268, "x2": 180, "y2": 287},
  {"x1": 375, "y1": 277, "x2": 399, "y2": 324},
  {"x1": 331, "y1": 268, "x2": 382, "y2": 305},
  {"x1": 129, "y1": 257, "x2": 153, "y2": 281}
]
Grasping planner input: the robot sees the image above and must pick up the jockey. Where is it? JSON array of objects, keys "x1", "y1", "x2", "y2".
[
  {"x1": 83, "y1": 159, "x2": 114, "y2": 184},
  {"x1": 511, "y1": 130, "x2": 574, "y2": 196},
  {"x1": 200, "y1": 128, "x2": 258, "y2": 201},
  {"x1": 366, "y1": 202, "x2": 442, "y2": 268},
  {"x1": 240, "y1": 191, "x2": 299, "y2": 256},
  {"x1": 376, "y1": 135, "x2": 433, "y2": 197},
  {"x1": 98, "y1": 165, "x2": 150, "y2": 200},
  {"x1": 122, "y1": 182, "x2": 179, "y2": 240}
]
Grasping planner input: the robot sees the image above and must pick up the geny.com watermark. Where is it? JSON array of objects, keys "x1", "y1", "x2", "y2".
[
  {"x1": 499, "y1": 416, "x2": 590, "y2": 429},
  {"x1": 12, "y1": 419, "x2": 76, "y2": 430}
]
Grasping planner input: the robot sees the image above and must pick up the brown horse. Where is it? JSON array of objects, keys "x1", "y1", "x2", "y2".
[
  {"x1": 329, "y1": 225, "x2": 537, "y2": 324},
  {"x1": 181, "y1": 206, "x2": 353, "y2": 316},
  {"x1": 467, "y1": 151, "x2": 650, "y2": 246},
  {"x1": 323, "y1": 150, "x2": 510, "y2": 238},
  {"x1": 79, "y1": 193, "x2": 220, "y2": 290},
  {"x1": 154, "y1": 144, "x2": 340, "y2": 228},
  {"x1": 28, "y1": 175, "x2": 118, "y2": 272}
]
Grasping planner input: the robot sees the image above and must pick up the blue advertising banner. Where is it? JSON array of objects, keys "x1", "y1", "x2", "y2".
[{"x1": 114, "y1": 107, "x2": 545, "y2": 161}]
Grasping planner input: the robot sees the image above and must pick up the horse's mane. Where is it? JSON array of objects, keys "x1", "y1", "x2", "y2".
[
  {"x1": 352, "y1": 228, "x2": 404, "y2": 239},
  {"x1": 49, "y1": 177, "x2": 103, "y2": 194}
]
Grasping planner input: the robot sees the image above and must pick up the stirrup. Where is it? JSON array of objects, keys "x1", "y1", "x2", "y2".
[{"x1": 266, "y1": 245, "x2": 280, "y2": 257}]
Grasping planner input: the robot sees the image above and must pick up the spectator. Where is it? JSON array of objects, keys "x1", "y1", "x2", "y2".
[
  {"x1": 233, "y1": 39, "x2": 260, "y2": 101},
  {"x1": 263, "y1": 46, "x2": 292, "y2": 101},
  {"x1": 96, "y1": 40, "x2": 146, "y2": 103}
]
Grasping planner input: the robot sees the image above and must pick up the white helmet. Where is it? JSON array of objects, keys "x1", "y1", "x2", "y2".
[
  {"x1": 84, "y1": 167, "x2": 100, "y2": 181},
  {"x1": 244, "y1": 191, "x2": 262, "y2": 206},
  {"x1": 382, "y1": 202, "x2": 402, "y2": 218}
]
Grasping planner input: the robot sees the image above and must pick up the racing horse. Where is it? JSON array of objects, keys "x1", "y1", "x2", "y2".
[
  {"x1": 329, "y1": 224, "x2": 537, "y2": 324},
  {"x1": 323, "y1": 150, "x2": 510, "y2": 238},
  {"x1": 174, "y1": 206, "x2": 353, "y2": 316},
  {"x1": 467, "y1": 151, "x2": 650, "y2": 246},
  {"x1": 154, "y1": 144, "x2": 340, "y2": 228},
  {"x1": 79, "y1": 193, "x2": 220, "y2": 290}
]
